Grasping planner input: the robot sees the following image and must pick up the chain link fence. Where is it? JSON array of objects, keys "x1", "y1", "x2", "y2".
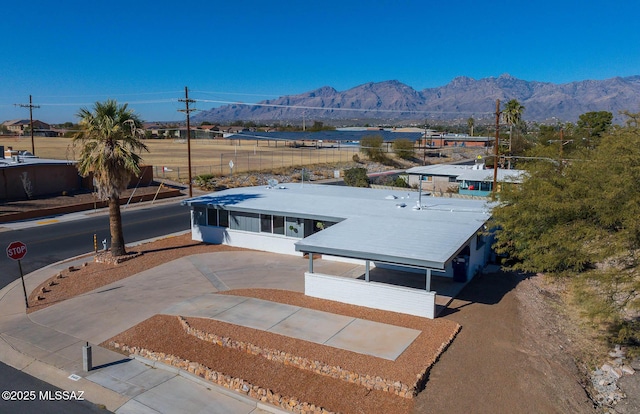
[{"x1": 153, "y1": 145, "x2": 359, "y2": 182}]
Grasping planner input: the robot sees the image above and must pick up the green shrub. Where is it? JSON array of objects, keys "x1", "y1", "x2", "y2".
[
  {"x1": 392, "y1": 138, "x2": 415, "y2": 160},
  {"x1": 343, "y1": 167, "x2": 370, "y2": 188}
]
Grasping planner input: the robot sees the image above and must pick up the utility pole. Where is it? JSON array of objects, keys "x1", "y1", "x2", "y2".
[
  {"x1": 492, "y1": 99, "x2": 500, "y2": 197},
  {"x1": 179, "y1": 87, "x2": 196, "y2": 197},
  {"x1": 15, "y1": 95, "x2": 40, "y2": 155}
]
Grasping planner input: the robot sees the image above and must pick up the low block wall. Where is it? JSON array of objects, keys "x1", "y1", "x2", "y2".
[
  {"x1": 0, "y1": 188, "x2": 181, "y2": 224},
  {"x1": 305, "y1": 272, "x2": 436, "y2": 319}
]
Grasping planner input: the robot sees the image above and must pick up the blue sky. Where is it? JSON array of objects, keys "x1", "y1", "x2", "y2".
[{"x1": 2, "y1": 0, "x2": 639, "y2": 123}]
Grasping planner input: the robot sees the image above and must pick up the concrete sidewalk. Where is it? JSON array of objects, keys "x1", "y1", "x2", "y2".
[{"x1": 0, "y1": 249, "x2": 424, "y2": 413}]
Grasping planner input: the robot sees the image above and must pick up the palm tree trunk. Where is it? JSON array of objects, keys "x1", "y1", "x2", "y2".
[{"x1": 108, "y1": 195, "x2": 127, "y2": 256}]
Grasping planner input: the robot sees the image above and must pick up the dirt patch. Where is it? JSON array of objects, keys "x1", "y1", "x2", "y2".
[{"x1": 414, "y1": 271, "x2": 596, "y2": 414}]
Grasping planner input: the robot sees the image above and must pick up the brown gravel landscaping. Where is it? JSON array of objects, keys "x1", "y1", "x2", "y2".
[
  {"x1": 24, "y1": 228, "x2": 616, "y2": 413},
  {"x1": 106, "y1": 315, "x2": 416, "y2": 414}
]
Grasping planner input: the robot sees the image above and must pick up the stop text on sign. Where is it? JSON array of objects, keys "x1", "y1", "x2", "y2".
[{"x1": 6, "y1": 241, "x2": 27, "y2": 261}]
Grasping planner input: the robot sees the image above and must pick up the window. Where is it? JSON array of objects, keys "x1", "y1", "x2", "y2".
[
  {"x1": 285, "y1": 217, "x2": 303, "y2": 238},
  {"x1": 207, "y1": 209, "x2": 218, "y2": 226},
  {"x1": 230, "y1": 211, "x2": 259, "y2": 232},
  {"x1": 273, "y1": 215, "x2": 285, "y2": 235},
  {"x1": 448, "y1": 176, "x2": 457, "y2": 183},
  {"x1": 193, "y1": 207, "x2": 206, "y2": 226},
  {"x1": 219, "y1": 209, "x2": 229, "y2": 228},
  {"x1": 260, "y1": 214, "x2": 272, "y2": 233}
]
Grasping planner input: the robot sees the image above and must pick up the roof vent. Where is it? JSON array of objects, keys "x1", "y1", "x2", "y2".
[
  {"x1": 267, "y1": 179, "x2": 279, "y2": 188},
  {"x1": 385, "y1": 195, "x2": 398, "y2": 200}
]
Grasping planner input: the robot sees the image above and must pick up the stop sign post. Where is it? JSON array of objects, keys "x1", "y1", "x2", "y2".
[{"x1": 6, "y1": 241, "x2": 29, "y2": 309}]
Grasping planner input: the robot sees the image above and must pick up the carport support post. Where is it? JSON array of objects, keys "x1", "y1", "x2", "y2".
[
  {"x1": 308, "y1": 253, "x2": 313, "y2": 273},
  {"x1": 365, "y1": 260, "x2": 370, "y2": 282},
  {"x1": 426, "y1": 268, "x2": 432, "y2": 292}
]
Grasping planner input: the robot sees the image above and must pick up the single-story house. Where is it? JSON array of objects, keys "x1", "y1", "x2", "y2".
[
  {"x1": 182, "y1": 184, "x2": 496, "y2": 318},
  {"x1": 406, "y1": 161, "x2": 526, "y2": 197}
]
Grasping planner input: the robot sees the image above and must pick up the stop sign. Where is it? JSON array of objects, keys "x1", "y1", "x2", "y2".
[{"x1": 6, "y1": 241, "x2": 27, "y2": 261}]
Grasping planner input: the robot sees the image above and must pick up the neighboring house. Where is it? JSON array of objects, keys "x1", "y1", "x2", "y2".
[
  {"x1": 0, "y1": 146, "x2": 154, "y2": 201},
  {"x1": 2, "y1": 119, "x2": 53, "y2": 136},
  {"x1": 182, "y1": 184, "x2": 495, "y2": 318},
  {"x1": 406, "y1": 160, "x2": 525, "y2": 197},
  {"x1": 419, "y1": 134, "x2": 493, "y2": 148},
  {"x1": 0, "y1": 148, "x2": 79, "y2": 200}
]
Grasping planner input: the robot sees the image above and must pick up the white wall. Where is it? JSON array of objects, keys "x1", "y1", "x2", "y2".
[
  {"x1": 305, "y1": 272, "x2": 436, "y2": 319},
  {"x1": 192, "y1": 223, "x2": 302, "y2": 256}
]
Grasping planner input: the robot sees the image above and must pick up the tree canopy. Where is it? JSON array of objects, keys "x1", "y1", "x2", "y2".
[
  {"x1": 359, "y1": 135, "x2": 385, "y2": 162},
  {"x1": 491, "y1": 113, "x2": 640, "y2": 348},
  {"x1": 73, "y1": 100, "x2": 147, "y2": 256},
  {"x1": 392, "y1": 138, "x2": 415, "y2": 160}
]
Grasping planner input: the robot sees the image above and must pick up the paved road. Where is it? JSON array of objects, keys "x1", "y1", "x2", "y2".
[
  {"x1": 0, "y1": 201, "x2": 189, "y2": 414},
  {"x1": 0, "y1": 202, "x2": 189, "y2": 287}
]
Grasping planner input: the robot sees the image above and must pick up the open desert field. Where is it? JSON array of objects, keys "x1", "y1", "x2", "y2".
[{"x1": 0, "y1": 136, "x2": 360, "y2": 182}]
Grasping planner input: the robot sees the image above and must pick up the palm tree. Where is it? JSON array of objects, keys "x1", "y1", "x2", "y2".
[
  {"x1": 502, "y1": 99, "x2": 525, "y2": 164},
  {"x1": 467, "y1": 117, "x2": 475, "y2": 136},
  {"x1": 73, "y1": 100, "x2": 148, "y2": 257}
]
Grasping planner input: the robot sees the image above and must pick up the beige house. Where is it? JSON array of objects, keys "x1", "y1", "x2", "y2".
[{"x1": 2, "y1": 119, "x2": 51, "y2": 135}]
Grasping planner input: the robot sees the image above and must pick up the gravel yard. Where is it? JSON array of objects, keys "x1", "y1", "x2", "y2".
[{"x1": 25, "y1": 232, "x2": 622, "y2": 414}]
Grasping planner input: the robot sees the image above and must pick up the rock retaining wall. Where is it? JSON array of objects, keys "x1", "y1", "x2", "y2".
[
  {"x1": 177, "y1": 316, "x2": 416, "y2": 397},
  {"x1": 110, "y1": 314, "x2": 461, "y2": 412},
  {"x1": 109, "y1": 341, "x2": 335, "y2": 414}
]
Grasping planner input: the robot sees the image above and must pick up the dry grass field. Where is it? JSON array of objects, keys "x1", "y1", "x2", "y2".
[{"x1": 1, "y1": 136, "x2": 361, "y2": 182}]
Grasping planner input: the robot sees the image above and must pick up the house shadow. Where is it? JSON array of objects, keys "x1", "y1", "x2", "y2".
[
  {"x1": 188, "y1": 192, "x2": 263, "y2": 207},
  {"x1": 437, "y1": 268, "x2": 535, "y2": 317}
]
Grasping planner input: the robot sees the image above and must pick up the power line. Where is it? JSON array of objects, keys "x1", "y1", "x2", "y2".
[{"x1": 178, "y1": 87, "x2": 198, "y2": 197}]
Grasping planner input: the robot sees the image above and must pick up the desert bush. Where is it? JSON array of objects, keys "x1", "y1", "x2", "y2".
[{"x1": 343, "y1": 167, "x2": 370, "y2": 188}]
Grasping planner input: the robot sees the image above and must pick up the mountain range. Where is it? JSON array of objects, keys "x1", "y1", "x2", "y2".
[{"x1": 193, "y1": 74, "x2": 640, "y2": 125}]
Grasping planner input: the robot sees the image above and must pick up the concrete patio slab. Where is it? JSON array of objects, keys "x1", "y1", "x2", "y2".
[
  {"x1": 161, "y1": 294, "x2": 248, "y2": 318},
  {"x1": 213, "y1": 297, "x2": 302, "y2": 331},
  {"x1": 325, "y1": 318, "x2": 421, "y2": 360},
  {"x1": 269, "y1": 307, "x2": 355, "y2": 344}
]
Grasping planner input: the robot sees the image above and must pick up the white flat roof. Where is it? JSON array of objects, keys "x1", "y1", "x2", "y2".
[
  {"x1": 406, "y1": 164, "x2": 525, "y2": 183},
  {"x1": 0, "y1": 157, "x2": 76, "y2": 168},
  {"x1": 184, "y1": 184, "x2": 493, "y2": 270}
]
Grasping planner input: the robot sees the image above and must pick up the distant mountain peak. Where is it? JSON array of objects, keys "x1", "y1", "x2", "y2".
[{"x1": 193, "y1": 75, "x2": 640, "y2": 124}]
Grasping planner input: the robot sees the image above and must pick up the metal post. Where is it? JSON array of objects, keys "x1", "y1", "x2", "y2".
[
  {"x1": 308, "y1": 253, "x2": 313, "y2": 273},
  {"x1": 365, "y1": 260, "x2": 370, "y2": 282},
  {"x1": 426, "y1": 268, "x2": 432, "y2": 292},
  {"x1": 83, "y1": 342, "x2": 92, "y2": 372},
  {"x1": 493, "y1": 99, "x2": 500, "y2": 197},
  {"x1": 18, "y1": 260, "x2": 28, "y2": 309}
]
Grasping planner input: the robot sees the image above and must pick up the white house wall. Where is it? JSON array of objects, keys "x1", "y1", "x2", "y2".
[{"x1": 305, "y1": 272, "x2": 436, "y2": 319}]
